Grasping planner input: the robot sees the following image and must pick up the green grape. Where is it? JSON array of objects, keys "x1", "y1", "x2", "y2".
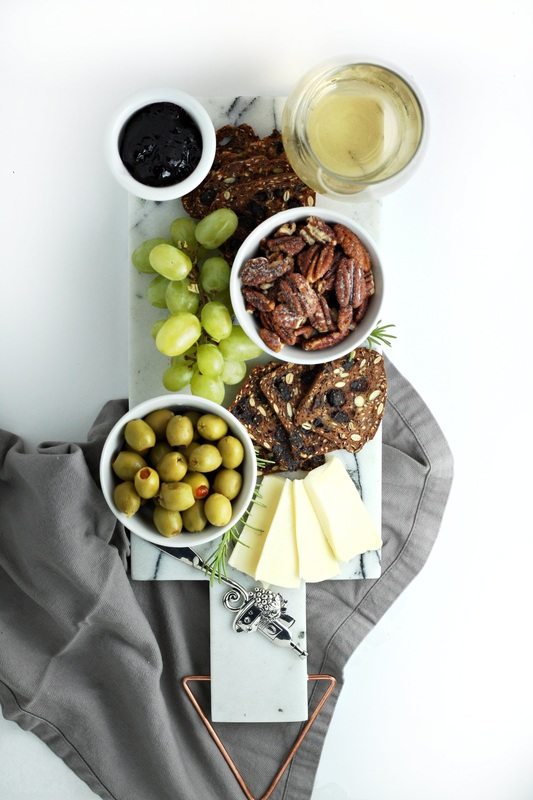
[
  {"x1": 197, "y1": 343, "x2": 224, "y2": 377},
  {"x1": 221, "y1": 359, "x2": 247, "y2": 385},
  {"x1": 200, "y1": 257, "x2": 231, "y2": 294},
  {"x1": 151, "y1": 318, "x2": 167, "y2": 339},
  {"x1": 147, "y1": 275, "x2": 170, "y2": 308},
  {"x1": 131, "y1": 238, "x2": 169, "y2": 273},
  {"x1": 218, "y1": 325, "x2": 262, "y2": 361},
  {"x1": 162, "y1": 362, "x2": 194, "y2": 392},
  {"x1": 200, "y1": 301, "x2": 233, "y2": 342},
  {"x1": 195, "y1": 208, "x2": 238, "y2": 249},
  {"x1": 170, "y1": 218, "x2": 198, "y2": 260},
  {"x1": 190, "y1": 369, "x2": 225, "y2": 404},
  {"x1": 149, "y1": 243, "x2": 193, "y2": 281},
  {"x1": 155, "y1": 312, "x2": 202, "y2": 357},
  {"x1": 165, "y1": 278, "x2": 200, "y2": 314}
]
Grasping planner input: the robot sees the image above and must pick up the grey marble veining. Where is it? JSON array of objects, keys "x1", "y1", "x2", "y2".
[{"x1": 128, "y1": 97, "x2": 382, "y2": 722}]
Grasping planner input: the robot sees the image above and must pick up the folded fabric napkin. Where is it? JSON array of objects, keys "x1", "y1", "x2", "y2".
[{"x1": 0, "y1": 358, "x2": 453, "y2": 800}]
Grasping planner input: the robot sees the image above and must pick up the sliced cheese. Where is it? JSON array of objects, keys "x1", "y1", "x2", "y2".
[
  {"x1": 254, "y1": 479, "x2": 300, "y2": 588},
  {"x1": 228, "y1": 475, "x2": 285, "y2": 579},
  {"x1": 293, "y1": 479, "x2": 340, "y2": 582},
  {"x1": 303, "y1": 456, "x2": 381, "y2": 562}
]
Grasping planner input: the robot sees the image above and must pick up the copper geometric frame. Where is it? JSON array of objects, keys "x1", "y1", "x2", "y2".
[{"x1": 181, "y1": 674, "x2": 337, "y2": 800}]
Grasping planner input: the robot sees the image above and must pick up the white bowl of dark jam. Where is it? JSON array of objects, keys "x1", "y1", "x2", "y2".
[{"x1": 107, "y1": 88, "x2": 216, "y2": 201}]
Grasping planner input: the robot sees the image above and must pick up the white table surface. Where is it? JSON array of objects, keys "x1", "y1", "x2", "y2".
[{"x1": 1, "y1": 1, "x2": 532, "y2": 799}]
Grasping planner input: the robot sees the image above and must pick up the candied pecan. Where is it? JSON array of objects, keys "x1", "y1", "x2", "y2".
[
  {"x1": 286, "y1": 273, "x2": 320, "y2": 317},
  {"x1": 275, "y1": 325, "x2": 297, "y2": 345},
  {"x1": 335, "y1": 257, "x2": 355, "y2": 307},
  {"x1": 309, "y1": 294, "x2": 334, "y2": 333},
  {"x1": 241, "y1": 254, "x2": 292, "y2": 286},
  {"x1": 266, "y1": 236, "x2": 306, "y2": 256},
  {"x1": 259, "y1": 327, "x2": 283, "y2": 352},
  {"x1": 307, "y1": 244, "x2": 336, "y2": 282},
  {"x1": 259, "y1": 310, "x2": 275, "y2": 330},
  {"x1": 277, "y1": 278, "x2": 305, "y2": 316},
  {"x1": 297, "y1": 243, "x2": 320, "y2": 277},
  {"x1": 354, "y1": 297, "x2": 369, "y2": 323},
  {"x1": 352, "y1": 263, "x2": 366, "y2": 308},
  {"x1": 315, "y1": 267, "x2": 337, "y2": 295},
  {"x1": 294, "y1": 324, "x2": 316, "y2": 340},
  {"x1": 333, "y1": 224, "x2": 372, "y2": 272},
  {"x1": 272, "y1": 303, "x2": 306, "y2": 331},
  {"x1": 365, "y1": 271, "x2": 375, "y2": 295},
  {"x1": 242, "y1": 286, "x2": 276, "y2": 312},
  {"x1": 319, "y1": 295, "x2": 335, "y2": 330},
  {"x1": 337, "y1": 306, "x2": 353, "y2": 333},
  {"x1": 302, "y1": 330, "x2": 347, "y2": 350},
  {"x1": 274, "y1": 222, "x2": 297, "y2": 237},
  {"x1": 300, "y1": 216, "x2": 337, "y2": 245}
]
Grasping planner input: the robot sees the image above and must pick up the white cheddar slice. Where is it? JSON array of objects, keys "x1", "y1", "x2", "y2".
[
  {"x1": 293, "y1": 480, "x2": 340, "y2": 582},
  {"x1": 254, "y1": 479, "x2": 300, "y2": 588},
  {"x1": 228, "y1": 475, "x2": 285, "y2": 579},
  {"x1": 303, "y1": 456, "x2": 382, "y2": 562}
]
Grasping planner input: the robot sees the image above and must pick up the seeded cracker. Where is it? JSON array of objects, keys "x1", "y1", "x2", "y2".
[
  {"x1": 259, "y1": 363, "x2": 331, "y2": 465},
  {"x1": 229, "y1": 364, "x2": 297, "y2": 473},
  {"x1": 294, "y1": 348, "x2": 387, "y2": 453}
]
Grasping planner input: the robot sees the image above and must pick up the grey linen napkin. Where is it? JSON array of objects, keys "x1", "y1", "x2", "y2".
[{"x1": 0, "y1": 358, "x2": 453, "y2": 800}]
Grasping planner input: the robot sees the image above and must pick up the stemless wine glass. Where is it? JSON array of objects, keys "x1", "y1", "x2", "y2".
[{"x1": 282, "y1": 60, "x2": 427, "y2": 200}]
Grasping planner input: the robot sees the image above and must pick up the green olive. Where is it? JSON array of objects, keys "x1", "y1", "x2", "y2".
[
  {"x1": 159, "y1": 482, "x2": 195, "y2": 512},
  {"x1": 188, "y1": 443, "x2": 223, "y2": 473},
  {"x1": 181, "y1": 442, "x2": 198, "y2": 461},
  {"x1": 182, "y1": 500, "x2": 207, "y2": 532},
  {"x1": 113, "y1": 481, "x2": 141, "y2": 517},
  {"x1": 213, "y1": 469, "x2": 242, "y2": 500},
  {"x1": 197, "y1": 413, "x2": 228, "y2": 441},
  {"x1": 182, "y1": 471, "x2": 210, "y2": 500},
  {"x1": 153, "y1": 506, "x2": 182, "y2": 537},
  {"x1": 217, "y1": 435, "x2": 244, "y2": 469},
  {"x1": 124, "y1": 419, "x2": 156, "y2": 453},
  {"x1": 112, "y1": 451, "x2": 147, "y2": 481},
  {"x1": 143, "y1": 408, "x2": 174, "y2": 439},
  {"x1": 166, "y1": 414, "x2": 194, "y2": 447},
  {"x1": 157, "y1": 451, "x2": 188, "y2": 482},
  {"x1": 149, "y1": 441, "x2": 172, "y2": 467},
  {"x1": 204, "y1": 493, "x2": 233, "y2": 527},
  {"x1": 134, "y1": 467, "x2": 160, "y2": 499}
]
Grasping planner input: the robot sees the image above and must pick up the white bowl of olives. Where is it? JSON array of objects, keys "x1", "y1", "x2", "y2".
[{"x1": 99, "y1": 395, "x2": 257, "y2": 548}]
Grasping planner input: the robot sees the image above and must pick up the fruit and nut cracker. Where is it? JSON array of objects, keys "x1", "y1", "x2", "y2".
[
  {"x1": 182, "y1": 126, "x2": 315, "y2": 259},
  {"x1": 259, "y1": 363, "x2": 332, "y2": 465},
  {"x1": 295, "y1": 348, "x2": 387, "y2": 453},
  {"x1": 229, "y1": 364, "x2": 297, "y2": 473}
]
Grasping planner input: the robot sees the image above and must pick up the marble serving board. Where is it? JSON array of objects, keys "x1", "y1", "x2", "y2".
[{"x1": 128, "y1": 97, "x2": 382, "y2": 722}]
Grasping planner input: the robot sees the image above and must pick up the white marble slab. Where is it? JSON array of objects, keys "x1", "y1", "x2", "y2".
[{"x1": 128, "y1": 97, "x2": 381, "y2": 723}]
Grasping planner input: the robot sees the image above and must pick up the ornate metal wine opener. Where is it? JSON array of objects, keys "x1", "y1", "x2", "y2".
[{"x1": 154, "y1": 545, "x2": 308, "y2": 659}]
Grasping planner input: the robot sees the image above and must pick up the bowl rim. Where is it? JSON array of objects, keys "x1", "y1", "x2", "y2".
[
  {"x1": 106, "y1": 88, "x2": 216, "y2": 201},
  {"x1": 99, "y1": 394, "x2": 257, "y2": 548},
  {"x1": 229, "y1": 206, "x2": 384, "y2": 365}
]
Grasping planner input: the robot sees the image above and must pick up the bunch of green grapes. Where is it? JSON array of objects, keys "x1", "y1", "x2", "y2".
[{"x1": 131, "y1": 208, "x2": 262, "y2": 404}]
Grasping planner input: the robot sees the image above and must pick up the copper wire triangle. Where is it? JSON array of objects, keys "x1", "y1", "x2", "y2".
[{"x1": 181, "y1": 674, "x2": 336, "y2": 800}]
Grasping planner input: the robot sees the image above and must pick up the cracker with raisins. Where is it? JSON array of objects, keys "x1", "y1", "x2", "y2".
[
  {"x1": 294, "y1": 348, "x2": 387, "y2": 453},
  {"x1": 229, "y1": 364, "x2": 298, "y2": 473},
  {"x1": 259, "y1": 363, "x2": 331, "y2": 465}
]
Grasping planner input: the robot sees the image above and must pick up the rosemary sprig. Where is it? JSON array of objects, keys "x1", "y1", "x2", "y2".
[
  {"x1": 205, "y1": 481, "x2": 263, "y2": 583},
  {"x1": 366, "y1": 320, "x2": 397, "y2": 349}
]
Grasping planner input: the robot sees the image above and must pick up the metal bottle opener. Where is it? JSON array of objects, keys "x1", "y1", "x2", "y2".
[{"x1": 154, "y1": 545, "x2": 308, "y2": 659}]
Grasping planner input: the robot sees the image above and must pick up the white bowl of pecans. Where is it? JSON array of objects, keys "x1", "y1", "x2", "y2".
[{"x1": 230, "y1": 207, "x2": 384, "y2": 364}]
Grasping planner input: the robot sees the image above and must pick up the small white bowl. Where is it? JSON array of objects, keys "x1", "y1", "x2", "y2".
[
  {"x1": 106, "y1": 88, "x2": 216, "y2": 201},
  {"x1": 229, "y1": 207, "x2": 384, "y2": 365},
  {"x1": 99, "y1": 395, "x2": 257, "y2": 548}
]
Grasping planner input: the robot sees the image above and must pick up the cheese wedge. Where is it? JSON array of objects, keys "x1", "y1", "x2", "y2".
[
  {"x1": 293, "y1": 480, "x2": 340, "y2": 582},
  {"x1": 303, "y1": 456, "x2": 381, "y2": 561},
  {"x1": 228, "y1": 475, "x2": 284, "y2": 579},
  {"x1": 254, "y1": 479, "x2": 300, "y2": 588}
]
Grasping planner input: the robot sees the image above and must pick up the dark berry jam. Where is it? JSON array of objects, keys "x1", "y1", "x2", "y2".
[{"x1": 119, "y1": 102, "x2": 202, "y2": 187}]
